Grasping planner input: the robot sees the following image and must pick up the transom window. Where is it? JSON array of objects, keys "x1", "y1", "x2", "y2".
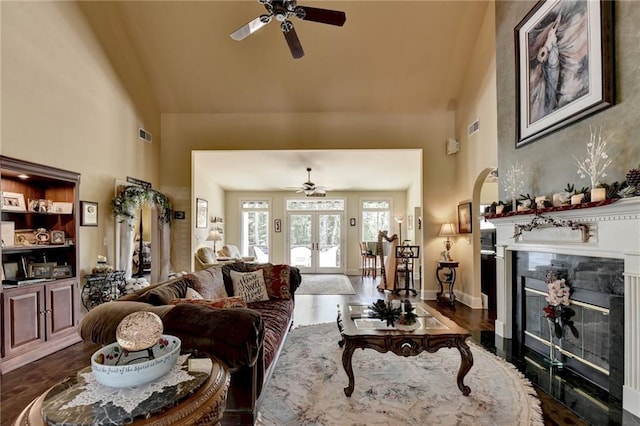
[{"x1": 286, "y1": 199, "x2": 345, "y2": 211}]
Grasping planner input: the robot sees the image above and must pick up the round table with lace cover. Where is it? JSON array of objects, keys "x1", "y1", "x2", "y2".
[{"x1": 12, "y1": 354, "x2": 230, "y2": 426}]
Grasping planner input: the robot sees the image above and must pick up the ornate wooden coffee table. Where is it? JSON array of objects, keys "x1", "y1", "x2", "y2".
[{"x1": 337, "y1": 302, "x2": 473, "y2": 397}]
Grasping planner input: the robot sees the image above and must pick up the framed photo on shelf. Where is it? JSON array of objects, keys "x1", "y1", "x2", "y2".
[
  {"x1": 28, "y1": 199, "x2": 53, "y2": 213},
  {"x1": 457, "y1": 202, "x2": 472, "y2": 234},
  {"x1": 14, "y1": 229, "x2": 36, "y2": 246},
  {"x1": 80, "y1": 201, "x2": 98, "y2": 226},
  {"x1": 515, "y1": 0, "x2": 614, "y2": 147},
  {"x1": 51, "y1": 202, "x2": 73, "y2": 214},
  {"x1": 3, "y1": 262, "x2": 19, "y2": 281},
  {"x1": 1, "y1": 191, "x2": 26, "y2": 212},
  {"x1": 50, "y1": 230, "x2": 65, "y2": 245},
  {"x1": 196, "y1": 198, "x2": 208, "y2": 228},
  {"x1": 52, "y1": 265, "x2": 73, "y2": 279},
  {"x1": 1, "y1": 221, "x2": 15, "y2": 248},
  {"x1": 28, "y1": 262, "x2": 56, "y2": 279}
]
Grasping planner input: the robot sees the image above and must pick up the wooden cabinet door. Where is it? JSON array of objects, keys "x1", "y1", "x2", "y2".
[
  {"x1": 45, "y1": 279, "x2": 78, "y2": 341},
  {"x1": 2, "y1": 286, "x2": 46, "y2": 359}
]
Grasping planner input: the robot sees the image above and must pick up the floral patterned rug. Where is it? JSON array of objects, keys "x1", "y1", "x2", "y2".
[{"x1": 257, "y1": 323, "x2": 543, "y2": 426}]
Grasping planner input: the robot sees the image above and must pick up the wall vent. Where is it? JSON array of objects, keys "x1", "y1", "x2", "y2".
[
  {"x1": 139, "y1": 128, "x2": 152, "y2": 143},
  {"x1": 468, "y1": 119, "x2": 480, "y2": 136}
]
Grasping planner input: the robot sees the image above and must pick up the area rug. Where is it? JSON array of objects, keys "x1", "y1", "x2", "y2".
[
  {"x1": 296, "y1": 274, "x2": 356, "y2": 295},
  {"x1": 257, "y1": 323, "x2": 543, "y2": 426}
]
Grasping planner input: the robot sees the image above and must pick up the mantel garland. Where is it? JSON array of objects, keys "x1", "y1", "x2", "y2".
[
  {"x1": 512, "y1": 212, "x2": 589, "y2": 240},
  {"x1": 112, "y1": 185, "x2": 172, "y2": 227}
]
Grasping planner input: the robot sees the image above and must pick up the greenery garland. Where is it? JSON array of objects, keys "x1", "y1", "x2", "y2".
[
  {"x1": 513, "y1": 212, "x2": 588, "y2": 240},
  {"x1": 112, "y1": 185, "x2": 172, "y2": 226}
]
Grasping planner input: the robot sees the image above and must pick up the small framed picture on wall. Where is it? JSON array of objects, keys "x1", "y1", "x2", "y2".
[
  {"x1": 457, "y1": 202, "x2": 472, "y2": 234},
  {"x1": 80, "y1": 201, "x2": 98, "y2": 226},
  {"x1": 274, "y1": 219, "x2": 282, "y2": 233},
  {"x1": 349, "y1": 218, "x2": 356, "y2": 227},
  {"x1": 196, "y1": 198, "x2": 208, "y2": 228}
]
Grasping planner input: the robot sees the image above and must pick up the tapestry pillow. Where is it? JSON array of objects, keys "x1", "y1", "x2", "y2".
[
  {"x1": 139, "y1": 278, "x2": 190, "y2": 306},
  {"x1": 170, "y1": 295, "x2": 247, "y2": 308},
  {"x1": 185, "y1": 287, "x2": 204, "y2": 299},
  {"x1": 230, "y1": 269, "x2": 269, "y2": 303},
  {"x1": 256, "y1": 264, "x2": 291, "y2": 300}
]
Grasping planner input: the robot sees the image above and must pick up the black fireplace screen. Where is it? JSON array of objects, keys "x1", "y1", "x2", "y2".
[{"x1": 514, "y1": 251, "x2": 624, "y2": 394}]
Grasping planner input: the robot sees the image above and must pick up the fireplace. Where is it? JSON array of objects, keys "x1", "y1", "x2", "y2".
[
  {"x1": 513, "y1": 251, "x2": 624, "y2": 396},
  {"x1": 489, "y1": 197, "x2": 640, "y2": 419}
]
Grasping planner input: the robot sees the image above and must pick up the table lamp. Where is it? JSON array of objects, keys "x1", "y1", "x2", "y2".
[
  {"x1": 206, "y1": 228, "x2": 222, "y2": 252},
  {"x1": 438, "y1": 222, "x2": 457, "y2": 261},
  {"x1": 394, "y1": 216, "x2": 404, "y2": 244}
]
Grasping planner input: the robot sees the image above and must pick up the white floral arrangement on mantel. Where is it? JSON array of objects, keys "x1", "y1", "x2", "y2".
[{"x1": 573, "y1": 126, "x2": 617, "y2": 189}]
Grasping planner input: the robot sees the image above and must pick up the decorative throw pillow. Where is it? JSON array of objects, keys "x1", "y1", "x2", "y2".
[
  {"x1": 230, "y1": 269, "x2": 269, "y2": 303},
  {"x1": 139, "y1": 278, "x2": 190, "y2": 306},
  {"x1": 185, "y1": 287, "x2": 204, "y2": 299},
  {"x1": 256, "y1": 264, "x2": 291, "y2": 300},
  {"x1": 170, "y1": 295, "x2": 247, "y2": 308}
]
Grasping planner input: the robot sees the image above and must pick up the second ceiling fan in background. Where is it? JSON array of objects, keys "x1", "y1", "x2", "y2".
[{"x1": 230, "y1": 0, "x2": 346, "y2": 59}]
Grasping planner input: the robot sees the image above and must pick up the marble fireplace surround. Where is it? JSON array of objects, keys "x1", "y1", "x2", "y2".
[{"x1": 489, "y1": 197, "x2": 640, "y2": 418}]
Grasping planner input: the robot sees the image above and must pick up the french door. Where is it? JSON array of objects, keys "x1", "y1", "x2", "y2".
[{"x1": 288, "y1": 212, "x2": 343, "y2": 274}]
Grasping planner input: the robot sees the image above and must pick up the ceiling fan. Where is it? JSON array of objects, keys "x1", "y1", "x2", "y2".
[
  {"x1": 230, "y1": 0, "x2": 346, "y2": 59},
  {"x1": 289, "y1": 167, "x2": 328, "y2": 197}
]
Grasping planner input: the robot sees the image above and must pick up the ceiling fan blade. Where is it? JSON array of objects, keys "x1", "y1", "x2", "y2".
[
  {"x1": 297, "y1": 6, "x2": 346, "y2": 26},
  {"x1": 282, "y1": 23, "x2": 304, "y2": 59},
  {"x1": 230, "y1": 15, "x2": 270, "y2": 41}
]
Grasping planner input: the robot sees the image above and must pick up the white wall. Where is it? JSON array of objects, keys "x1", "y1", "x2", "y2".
[{"x1": 2, "y1": 2, "x2": 161, "y2": 277}]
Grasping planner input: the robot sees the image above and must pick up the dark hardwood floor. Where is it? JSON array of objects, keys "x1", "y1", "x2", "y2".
[{"x1": 0, "y1": 275, "x2": 586, "y2": 426}]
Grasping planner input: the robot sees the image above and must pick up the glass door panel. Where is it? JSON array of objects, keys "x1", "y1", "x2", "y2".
[
  {"x1": 318, "y1": 213, "x2": 342, "y2": 273},
  {"x1": 289, "y1": 213, "x2": 313, "y2": 273},
  {"x1": 288, "y1": 212, "x2": 343, "y2": 273}
]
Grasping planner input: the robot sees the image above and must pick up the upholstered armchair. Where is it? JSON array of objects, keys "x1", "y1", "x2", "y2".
[
  {"x1": 194, "y1": 246, "x2": 219, "y2": 271},
  {"x1": 217, "y1": 245, "x2": 255, "y2": 262}
]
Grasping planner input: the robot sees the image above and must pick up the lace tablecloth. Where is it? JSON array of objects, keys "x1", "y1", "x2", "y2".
[{"x1": 41, "y1": 355, "x2": 212, "y2": 425}]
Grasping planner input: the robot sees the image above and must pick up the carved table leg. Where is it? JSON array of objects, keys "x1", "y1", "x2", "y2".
[
  {"x1": 337, "y1": 307, "x2": 345, "y2": 347},
  {"x1": 342, "y1": 343, "x2": 356, "y2": 397},
  {"x1": 455, "y1": 338, "x2": 474, "y2": 396}
]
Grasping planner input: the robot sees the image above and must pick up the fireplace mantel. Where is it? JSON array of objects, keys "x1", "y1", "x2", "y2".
[{"x1": 489, "y1": 196, "x2": 640, "y2": 418}]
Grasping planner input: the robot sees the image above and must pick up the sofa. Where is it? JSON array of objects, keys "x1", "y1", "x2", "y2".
[{"x1": 79, "y1": 262, "x2": 301, "y2": 425}]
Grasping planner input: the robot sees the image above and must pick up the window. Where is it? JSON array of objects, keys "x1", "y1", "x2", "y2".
[
  {"x1": 241, "y1": 200, "x2": 269, "y2": 261},
  {"x1": 361, "y1": 200, "x2": 391, "y2": 242},
  {"x1": 286, "y1": 199, "x2": 345, "y2": 211}
]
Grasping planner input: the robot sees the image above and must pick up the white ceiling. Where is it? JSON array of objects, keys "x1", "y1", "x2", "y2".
[
  {"x1": 195, "y1": 149, "x2": 422, "y2": 192},
  {"x1": 80, "y1": 1, "x2": 489, "y2": 191}
]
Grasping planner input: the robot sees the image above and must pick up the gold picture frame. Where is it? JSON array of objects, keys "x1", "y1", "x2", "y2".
[{"x1": 28, "y1": 262, "x2": 57, "y2": 279}]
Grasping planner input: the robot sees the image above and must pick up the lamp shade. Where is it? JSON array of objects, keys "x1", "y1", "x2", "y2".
[
  {"x1": 206, "y1": 229, "x2": 222, "y2": 242},
  {"x1": 438, "y1": 222, "x2": 457, "y2": 237}
]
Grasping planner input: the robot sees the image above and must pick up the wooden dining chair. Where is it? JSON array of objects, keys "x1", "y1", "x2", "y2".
[{"x1": 360, "y1": 242, "x2": 377, "y2": 278}]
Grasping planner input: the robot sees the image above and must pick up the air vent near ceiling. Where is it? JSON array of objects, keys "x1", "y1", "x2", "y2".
[
  {"x1": 139, "y1": 128, "x2": 152, "y2": 144},
  {"x1": 468, "y1": 119, "x2": 480, "y2": 136}
]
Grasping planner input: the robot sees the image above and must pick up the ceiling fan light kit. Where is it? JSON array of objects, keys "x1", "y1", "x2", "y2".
[
  {"x1": 289, "y1": 167, "x2": 328, "y2": 197},
  {"x1": 230, "y1": 0, "x2": 346, "y2": 59}
]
